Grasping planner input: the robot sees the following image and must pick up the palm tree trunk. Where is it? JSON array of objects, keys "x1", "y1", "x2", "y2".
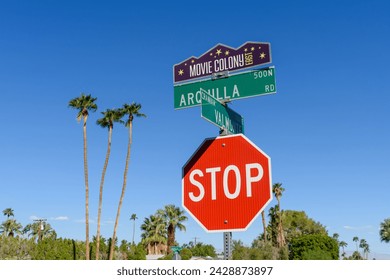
[
  {"x1": 83, "y1": 117, "x2": 90, "y2": 260},
  {"x1": 132, "y1": 221, "x2": 135, "y2": 245},
  {"x1": 109, "y1": 122, "x2": 132, "y2": 259},
  {"x1": 276, "y1": 198, "x2": 285, "y2": 247},
  {"x1": 261, "y1": 211, "x2": 267, "y2": 241},
  {"x1": 96, "y1": 127, "x2": 112, "y2": 259},
  {"x1": 167, "y1": 225, "x2": 175, "y2": 254}
]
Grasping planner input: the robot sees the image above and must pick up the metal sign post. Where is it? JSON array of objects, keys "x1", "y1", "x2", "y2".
[
  {"x1": 220, "y1": 126, "x2": 233, "y2": 261},
  {"x1": 223, "y1": 232, "x2": 233, "y2": 260}
]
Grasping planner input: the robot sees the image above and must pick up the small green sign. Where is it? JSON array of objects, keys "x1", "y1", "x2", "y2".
[
  {"x1": 174, "y1": 67, "x2": 276, "y2": 109},
  {"x1": 201, "y1": 91, "x2": 244, "y2": 134},
  {"x1": 171, "y1": 246, "x2": 182, "y2": 253}
]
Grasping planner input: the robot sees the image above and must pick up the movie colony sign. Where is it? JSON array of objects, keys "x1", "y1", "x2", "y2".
[{"x1": 173, "y1": 42, "x2": 271, "y2": 84}]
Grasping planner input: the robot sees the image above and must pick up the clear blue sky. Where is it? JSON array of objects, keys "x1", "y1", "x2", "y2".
[{"x1": 1, "y1": 0, "x2": 389, "y2": 258}]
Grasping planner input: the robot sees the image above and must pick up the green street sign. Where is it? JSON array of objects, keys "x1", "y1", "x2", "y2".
[
  {"x1": 174, "y1": 67, "x2": 276, "y2": 109},
  {"x1": 171, "y1": 246, "x2": 182, "y2": 253},
  {"x1": 201, "y1": 91, "x2": 244, "y2": 134}
]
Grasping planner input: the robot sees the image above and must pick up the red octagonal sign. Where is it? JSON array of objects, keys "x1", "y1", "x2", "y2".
[{"x1": 182, "y1": 134, "x2": 272, "y2": 232}]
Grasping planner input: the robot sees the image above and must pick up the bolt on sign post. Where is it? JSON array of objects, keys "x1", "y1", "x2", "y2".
[{"x1": 182, "y1": 134, "x2": 272, "y2": 232}]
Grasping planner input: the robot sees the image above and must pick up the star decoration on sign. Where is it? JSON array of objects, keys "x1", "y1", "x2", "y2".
[
  {"x1": 178, "y1": 69, "x2": 184, "y2": 76},
  {"x1": 260, "y1": 52, "x2": 266, "y2": 59},
  {"x1": 225, "y1": 50, "x2": 230, "y2": 56},
  {"x1": 216, "y1": 49, "x2": 222, "y2": 56}
]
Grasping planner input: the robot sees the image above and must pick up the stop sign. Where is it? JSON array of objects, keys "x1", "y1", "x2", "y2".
[{"x1": 182, "y1": 133, "x2": 272, "y2": 232}]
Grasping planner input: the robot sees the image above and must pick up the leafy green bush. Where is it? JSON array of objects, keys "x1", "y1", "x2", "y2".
[
  {"x1": 127, "y1": 243, "x2": 146, "y2": 260},
  {"x1": 180, "y1": 248, "x2": 192, "y2": 260},
  {"x1": 190, "y1": 243, "x2": 216, "y2": 257},
  {"x1": 289, "y1": 234, "x2": 339, "y2": 260},
  {"x1": 0, "y1": 236, "x2": 34, "y2": 260}
]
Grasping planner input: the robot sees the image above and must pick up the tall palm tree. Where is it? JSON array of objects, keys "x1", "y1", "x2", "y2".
[
  {"x1": 157, "y1": 204, "x2": 188, "y2": 254},
  {"x1": 68, "y1": 93, "x2": 97, "y2": 260},
  {"x1": 267, "y1": 205, "x2": 279, "y2": 246},
  {"x1": 339, "y1": 241, "x2": 348, "y2": 259},
  {"x1": 359, "y1": 239, "x2": 369, "y2": 259},
  {"x1": 353, "y1": 236, "x2": 359, "y2": 252},
  {"x1": 130, "y1": 214, "x2": 138, "y2": 245},
  {"x1": 272, "y1": 183, "x2": 285, "y2": 247},
  {"x1": 261, "y1": 211, "x2": 267, "y2": 242},
  {"x1": 380, "y1": 218, "x2": 390, "y2": 243},
  {"x1": 109, "y1": 102, "x2": 146, "y2": 259},
  {"x1": 95, "y1": 108, "x2": 123, "y2": 260},
  {"x1": 2, "y1": 208, "x2": 14, "y2": 219},
  {"x1": 363, "y1": 242, "x2": 370, "y2": 259}
]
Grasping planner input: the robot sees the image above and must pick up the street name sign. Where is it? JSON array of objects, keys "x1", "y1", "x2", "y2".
[
  {"x1": 174, "y1": 67, "x2": 276, "y2": 109},
  {"x1": 182, "y1": 134, "x2": 272, "y2": 232},
  {"x1": 201, "y1": 90, "x2": 244, "y2": 134},
  {"x1": 174, "y1": 42, "x2": 271, "y2": 84}
]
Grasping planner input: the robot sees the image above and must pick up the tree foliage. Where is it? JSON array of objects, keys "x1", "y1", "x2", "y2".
[
  {"x1": 0, "y1": 219, "x2": 23, "y2": 237},
  {"x1": 380, "y1": 218, "x2": 390, "y2": 243},
  {"x1": 180, "y1": 248, "x2": 193, "y2": 260},
  {"x1": 232, "y1": 239, "x2": 287, "y2": 260},
  {"x1": 157, "y1": 204, "x2": 187, "y2": 253},
  {"x1": 0, "y1": 236, "x2": 34, "y2": 260},
  {"x1": 281, "y1": 210, "x2": 328, "y2": 243},
  {"x1": 289, "y1": 234, "x2": 339, "y2": 260},
  {"x1": 23, "y1": 221, "x2": 56, "y2": 242},
  {"x1": 189, "y1": 242, "x2": 216, "y2": 258},
  {"x1": 141, "y1": 214, "x2": 167, "y2": 255}
]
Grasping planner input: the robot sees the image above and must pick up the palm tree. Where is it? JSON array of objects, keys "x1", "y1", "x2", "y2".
[
  {"x1": 2, "y1": 208, "x2": 14, "y2": 219},
  {"x1": 157, "y1": 204, "x2": 188, "y2": 254},
  {"x1": 339, "y1": 241, "x2": 348, "y2": 258},
  {"x1": 141, "y1": 215, "x2": 167, "y2": 255},
  {"x1": 95, "y1": 108, "x2": 123, "y2": 260},
  {"x1": 272, "y1": 183, "x2": 286, "y2": 247},
  {"x1": 359, "y1": 239, "x2": 369, "y2": 259},
  {"x1": 261, "y1": 211, "x2": 267, "y2": 242},
  {"x1": 130, "y1": 214, "x2": 138, "y2": 245},
  {"x1": 353, "y1": 236, "x2": 359, "y2": 252},
  {"x1": 0, "y1": 219, "x2": 22, "y2": 237},
  {"x1": 68, "y1": 93, "x2": 98, "y2": 260},
  {"x1": 24, "y1": 221, "x2": 56, "y2": 242},
  {"x1": 109, "y1": 102, "x2": 146, "y2": 259},
  {"x1": 267, "y1": 205, "x2": 279, "y2": 246},
  {"x1": 363, "y1": 242, "x2": 370, "y2": 259},
  {"x1": 380, "y1": 218, "x2": 390, "y2": 243}
]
